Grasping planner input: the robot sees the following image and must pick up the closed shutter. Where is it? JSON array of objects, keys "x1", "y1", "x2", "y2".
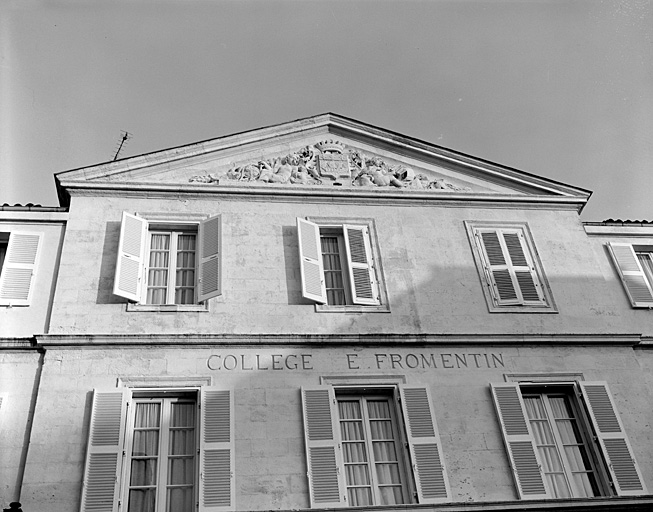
[
  {"x1": 0, "y1": 232, "x2": 42, "y2": 306},
  {"x1": 113, "y1": 212, "x2": 147, "y2": 302},
  {"x1": 297, "y1": 218, "x2": 327, "y2": 304},
  {"x1": 199, "y1": 387, "x2": 234, "y2": 511},
  {"x1": 579, "y1": 382, "x2": 646, "y2": 495},
  {"x1": 198, "y1": 214, "x2": 222, "y2": 302},
  {"x1": 476, "y1": 228, "x2": 545, "y2": 306},
  {"x1": 607, "y1": 243, "x2": 653, "y2": 307},
  {"x1": 80, "y1": 389, "x2": 130, "y2": 512},
  {"x1": 343, "y1": 225, "x2": 379, "y2": 305},
  {"x1": 490, "y1": 383, "x2": 548, "y2": 500},
  {"x1": 301, "y1": 386, "x2": 346, "y2": 508},
  {"x1": 398, "y1": 386, "x2": 450, "y2": 504}
]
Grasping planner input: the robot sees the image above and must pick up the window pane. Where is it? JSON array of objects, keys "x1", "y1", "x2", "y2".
[
  {"x1": 338, "y1": 400, "x2": 361, "y2": 419},
  {"x1": 348, "y1": 487, "x2": 373, "y2": 507},
  {"x1": 171, "y1": 403, "x2": 195, "y2": 427},
  {"x1": 379, "y1": 486, "x2": 404, "y2": 505},
  {"x1": 167, "y1": 487, "x2": 193, "y2": 512},
  {"x1": 169, "y1": 430, "x2": 195, "y2": 456},
  {"x1": 128, "y1": 489, "x2": 156, "y2": 512},
  {"x1": 372, "y1": 441, "x2": 397, "y2": 462},
  {"x1": 175, "y1": 234, "x2": 196, "y2": 305},
  {"x1": 133, "y1": 431, "x2": 159, "y2": 457},
  {"x1": 367, "y1": 401, "x2": 390, "y2": 419},
  {"x1": 343, "y1": 442, "x2": 367, "y2": 463},
  {"x1": 345, "y1": 464, "x2": 370, "y2": 485},
  {"x1": 130, "y1": 459, "x2": 158, "y2": 486},
  {"x1": 321, "y1": 235, "x2": 347, "y2": 305},
  {"x1": 376, "y1": 463, "x2": 402, "y2": 484},
  {"x1": 340, "y1": 422, "x2": 364, "y2": 441},
  {"x1": 168, "y1": 458, "x2": 195, "y2": 485}
]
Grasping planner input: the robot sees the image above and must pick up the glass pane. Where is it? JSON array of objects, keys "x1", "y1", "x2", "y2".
[
  {"x1": 133, "y1": 431, "x2": 160, "y2": 457},
  {"x1": 342, "y1": 442, "x2": 367, "y2": 463},
  {"x1": 367, "y1": 401, "x2": 390, "y2": 419},
  {"x1": 370, "y1": 420, "x2": 393, "y2": 440},
  {"x1": 128, "y1": 488, "x2": 156, "y2": 512},
  {"x1": 167, "y1": 487, "x2": 193, "y2": 512},
  {"x1": 372, "y1": 441, "x2": 397, "y2": 462},
  {"x1": 348, "y1": 487, "x2": 372, "y2": 507},
  {"x1": 168, "y1": 458, "x2": 195, "y2": 485},
  {"x1": 130, "y1": 459, "x2": 158, "y2": 486},
  {"x1": 376, "y1": 463, "x2": 401, "y2": 484},
  {"x1": 546, "y1": 473, "x2": 571, "y2": 498},
  {"x1": 637, "y1": 252, "x2": 653, "y2": 286},
  {"x1": 134, "y1": 403, "x2": 161, "y2": 428},
  {"x1": 171, "y1": 404, "x2": 195, "y2": 428},
  {"x1": 345, "y1": 464, "x2": 371, "y2": 485},
  {"x1": 572, "y1": 472, "x2": 599, "y2": 498},
  {"x1": 169, "y1": 430, "x2": 195, "y2": 456},
  {"x1": 338, "y1": 401, "x2": 361, "y2": 419},
  {"x1": 379, "y1": 486, "x2": 404, "y2": 505},
  {"x1": 549, "y1": 396, "x2": 574, "y2": 419},
  {"x1": 340, "y1": 421, "x2": 364, "y2": 441}
]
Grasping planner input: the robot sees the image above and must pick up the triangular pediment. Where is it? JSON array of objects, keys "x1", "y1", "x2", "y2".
[{"x1": 55, "y1": 113, "x2": 590, "y2": 208}]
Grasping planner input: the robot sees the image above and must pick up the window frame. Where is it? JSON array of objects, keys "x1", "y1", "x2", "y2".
[
  {"x1": 465, "y1": 221, "x2": 556, "y2": 313},
  {"x1": 298, "y1": 217, "x2": 389, "y2": 313},
  {"x1": 113, "y1": 212, "x2": 222, "y2": 312},
  {"x1": 607, "y1": 242, "x2": 653, "y2": 307},
  {"x1": 490, "y1": 380, "x2": 647, "y2": 500},
  {"x1": 300, "y1": 383, "x2": 450, "y2": 508}
]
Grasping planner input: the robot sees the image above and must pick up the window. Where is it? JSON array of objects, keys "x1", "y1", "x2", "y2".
[
  {"x1": 113, "y1": 212, "x2": 222, "y2": 309},
  {"x1": 491, "y1": 381, "x2": 646, "y2": 500},
  {"x1": 297, "y1": 217, "x2": 388, "y2": 311},
  {"x1": 301, "y1": 385, "x2": 450, "y2": 508},
  {"x1": 465, "y1": 221, "x2": 555, "y2": 312},
  {"x1": 607, "y1": 242, "x2": 653, "y2": 307},
  {"x1": 0, "y1": 231, "x2": 42, "y2": 306},
  {"x1": 80, "y1": 387, "x2": 234, "y2": 512}
]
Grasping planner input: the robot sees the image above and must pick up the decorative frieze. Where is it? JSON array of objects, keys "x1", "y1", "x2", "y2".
[{"x1": 189, "y1": 140, "x2": 472, "y2": 192}]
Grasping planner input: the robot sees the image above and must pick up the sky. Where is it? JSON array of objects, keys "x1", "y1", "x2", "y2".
[{"x1": 1, "y1": 0, "x2": 651, "y2": 221}]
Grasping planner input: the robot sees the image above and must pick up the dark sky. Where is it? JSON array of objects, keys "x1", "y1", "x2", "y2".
[{"x1": 2, "y1": 0, "x2": 651, "y2": 221}]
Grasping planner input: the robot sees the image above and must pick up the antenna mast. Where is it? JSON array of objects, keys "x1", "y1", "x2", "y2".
[{"x1": 112, "y1": 131, "x2": 132, "y2": 161}]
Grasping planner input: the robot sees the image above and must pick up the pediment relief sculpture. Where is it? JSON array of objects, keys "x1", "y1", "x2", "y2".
[{"x1": 189, "y1": 140, "x2": 472, "y2": 192}]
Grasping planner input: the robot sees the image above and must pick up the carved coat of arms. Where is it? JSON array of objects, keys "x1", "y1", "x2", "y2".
[{"x1": 317, "y1": 154, "x2": 350, "y2": 180}]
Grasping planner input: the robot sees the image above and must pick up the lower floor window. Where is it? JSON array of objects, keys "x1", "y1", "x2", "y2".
[
  {"x1": 522, "y1": 392, "x2": 600, "y2": 498},
  {"x1": 126, "y1": 396, "x2": 197, "y2": 512},
  {"x1": 337, "y1": 394, "x2": 407, "y2": 506}
]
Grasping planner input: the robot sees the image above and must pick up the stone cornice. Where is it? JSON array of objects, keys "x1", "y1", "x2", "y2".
[
  {"x1": 35, "y1": 333, "x2": 643, "y2": 347},
  {"x1": 0, "y1": 211, "x2": 68, "y2": 222},
  {"x1": 584, "y1": 224, "x2": 653, "y2": 237},
  {"x1": 57, "y1": 180, "x2": 587, "y2": 211}
]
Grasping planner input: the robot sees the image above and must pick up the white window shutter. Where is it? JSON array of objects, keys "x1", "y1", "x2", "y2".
[
  {"x1": 502, "y1": 231, "x2": 545, "y2": 305},
  {"x1": 199, "y1": 387, "x2": 234, "y2": 511},
  {"x1": 476, "y1": 230, "x2": 519, "y2": 305},
  {"x1": 297, "y1": 218, "x2": 327, "y2": 304},
  {"x1": 301, "y1": 386, "x2": 346, "y2": 508},
  {"x1": 113, "y1": 212, "x2": 147, "y2": 302},
  {"x1": 198, "y1": 214, "x2": 222, "y2": 302},
  {"x1": 0, "y1": 232, "x2": 42, "y2": 306},
  {"x1": 490, "y1": 383, "x2": 548, "y2": 500},
  {"x1": 343, "y1": 225, "x2": 379, "y2": 305},
  {"x1": 80, "y1": 389, "x2": 130, "y2": 512},
  {"x1": 579, "y1": 382, "x2": 647, "y2": 495},
  {"x1": 607, "y1": 243, "x2": 653, "y2": 307},
  {"x1": 398, "y1": 386, "x2": 450, "y2": 504}
]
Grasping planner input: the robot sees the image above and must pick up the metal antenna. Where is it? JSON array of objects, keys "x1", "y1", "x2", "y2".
[{"x1": 112, "y1": 131, "x2": 132, "y2": 161}]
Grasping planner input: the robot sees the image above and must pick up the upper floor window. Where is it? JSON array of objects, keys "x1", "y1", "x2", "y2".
[
  {"x1": 301, "y1": 384, "x2": 450, "y2": 508},
  {"x1": 607, "y1": 242, "x2": 653, "y2": 307},
  {"x1": 113, "y1": 212, "x2": 221, "y2": 309},
  {"x1": 491, "y1": 381, "x2": 646, "y2": 500},
  {"x1": 297, "y1": 217, "x2": 389, "y2": 312},
  {"x1": 0, "y1": 231, "x2": 42, "y2": 306},
  {"x1": 465, "y1": 221, "x2": 556, "y2": 313}
]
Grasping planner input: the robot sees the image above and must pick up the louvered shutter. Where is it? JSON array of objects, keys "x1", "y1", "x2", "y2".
[
  {"x1": 113, "y1": 212, "x2": 147, "y2": 302},
  {"x1": 198, "y1": 214, "x2": 222, "y2": 302},
  {"x1": 0, "y1": 232, "x2": 42, "y2": 306},
  {"x1": 297, "y1": 218, "x2": 327, "y2": 304},
  {"x1": 80, "y1": 389, "x2": 130, "y2": 512},
  {"x1": 398, "y1": 386, "x2": 450, "y2": 503},
  {"x1": 476, "y1": 229, "x2": 545, "y2": 306},
  {"x1": 199, "y1": 387, "x2": 234, "y2": 511},
  {"x1": 579, "y1": 382, "x2": 646, "y2": 495},
  {"x1": 607, "y1": 243, "x2": 653, "y2": 307},
  {"x1": 490, "y1": 383, "x2": 548, "y2": 500},
  {"x1": 343, "y1": 225, "x2": 379, "y2": 305},
  {"x1": 301, "y1": 386, "x2": 346, "y2": 508}
]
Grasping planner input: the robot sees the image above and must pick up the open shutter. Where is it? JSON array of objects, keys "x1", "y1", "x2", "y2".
[
  {"x1": 490, "y1": 383, "x2": 548, "y2": 500},
  {"x1": 198, "y1": 214, "x2": 222, "y2": 302},
  {"x1": 199, "y1": 387, "x2": 234, "y2": 511},
  {"x1": 113, "y1": 212, "x2": 147, "y2": 302},
  {"x1": 80, "y1": 389, "x2": 130, "y2": 512},
  {"x1": 579, "y1": 382, "x2": 646, "y2": 495},
  {"x1": 0, "y1": 232, "x2": 42, "y2": 306},
  {"x1": 343, "y1": 225, "x2": 379, "y2": 305},
  {"x1": 399, "y1": 386, "x2": 450, "y2": 504},
  {"x1": 476, "y1": 229, "x2": 544, "y2": 306},
  {"x1": 301, "y1": 386, "x2": 346, "y2": 508},
  {"x1": 607, "y1": 243, "x2": 653, "y2": 307},
  {"x1": 297, "y1": 218, "x2": 327, "y2": 304}
]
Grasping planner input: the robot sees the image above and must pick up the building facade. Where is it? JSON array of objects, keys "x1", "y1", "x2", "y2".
[{"x1": 1, "y1": 114, "x2": 652, "y2": 511}]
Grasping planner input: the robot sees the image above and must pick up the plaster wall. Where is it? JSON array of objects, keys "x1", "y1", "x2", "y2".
[
  {"x1": 19, "y1": 342, "x2": 653, "y2": 512},
  {"x1": 49, "y1": 195, "x2": 641, "y2": 336},
  {"x1": 0, "y1": 216, "x2": 66, "y2": 337}
]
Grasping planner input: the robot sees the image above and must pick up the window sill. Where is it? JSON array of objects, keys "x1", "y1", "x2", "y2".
[
  {"x1": 315, "y1": 303, "x2": 390, "y2": 313},
  {"x1": 487, "y1": 304, "x2": 558, "y2": 314},
  {"x1": 126, "y1": 302, "x2": 210, "y2": 312}
]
